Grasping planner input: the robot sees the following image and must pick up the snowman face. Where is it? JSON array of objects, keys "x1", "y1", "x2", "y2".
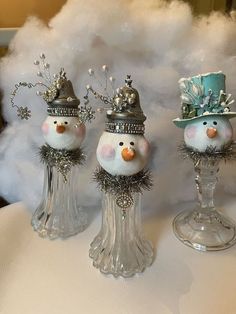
[
  {"x1": 184, "y1": 115, "x2": 233, "y2": 152},
  {"x1": 41, "y1": 116, "x2": 86, "y2": 150},
  {"x1": 96, "y1": 132, "x2": 150, "y2": 176}
]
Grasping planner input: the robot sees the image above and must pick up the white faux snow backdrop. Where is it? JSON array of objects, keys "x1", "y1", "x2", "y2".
[{"x1": 1, "y1": 0, "x2": 236, "y2": 212}]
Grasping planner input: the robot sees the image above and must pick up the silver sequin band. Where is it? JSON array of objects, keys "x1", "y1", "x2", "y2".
[
  {"x1": 105, "y1": 122, "x2": 145, "y2": 134},
  {"x1": 47, "y1": 107, "x2": 79, "y2": 117}
]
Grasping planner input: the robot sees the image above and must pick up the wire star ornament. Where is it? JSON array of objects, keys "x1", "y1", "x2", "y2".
[{"x1": 16, "y1": 106, "x2": 31, "y2": 120}]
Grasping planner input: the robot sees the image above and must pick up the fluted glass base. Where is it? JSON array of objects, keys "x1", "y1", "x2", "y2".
[
  {"x1": 31, "y1": 165, "x2": 88, "y2": 240},
  {"x1": 89, "y1": 193, "x2": 153, "y2": 277},
  {"x1": 173, "y1": 208, "x2": 236, "y2": 251}
]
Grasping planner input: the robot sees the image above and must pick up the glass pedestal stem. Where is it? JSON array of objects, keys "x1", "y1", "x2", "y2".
[{"x1": 173, "y1": 158, "x2": 236, "y2": 251}]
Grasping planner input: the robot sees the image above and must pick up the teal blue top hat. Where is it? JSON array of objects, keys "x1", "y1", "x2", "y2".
[{"x1": 173, "y1": 71, "x2": 236, "y2": 128}]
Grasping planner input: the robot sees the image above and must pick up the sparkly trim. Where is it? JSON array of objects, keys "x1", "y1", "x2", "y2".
[
  {"x1": 178, "y1": 143, "x2": 236, "y2": 163},
  {"x1": 47, "y1": 107, "x2": 79, "y2": 117},
  {"x1": 39, "y1": 145, "x2": 85, "y2": 182},
  {"x1": 105, "y1": 122, "x2": 145, "y2": 134},
  {"x1": 94, "y1": 167, "x2": 152, "y2": 208}
]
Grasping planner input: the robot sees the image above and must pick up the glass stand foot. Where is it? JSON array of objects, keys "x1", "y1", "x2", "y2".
[
  {"x1": 31, "y1": 209, "x2": 87, "y2": 240},
  {"x1": 173, "y1": 208, "x2": 236, "y2": 251},
  {"x1": 89, "y1": 236, "x2": 153, "y2": 278},
  {"x1": 32, "y1": 165, "x2": 88, "y2": 240},
  {"x1": 90, "y1": 193, "x2": 154, "y2": 277}
]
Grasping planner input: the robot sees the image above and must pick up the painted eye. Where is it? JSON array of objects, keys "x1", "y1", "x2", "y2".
[
  {"x1": 130, "y1": 141, "x2": 134, "y2": 146},
  {"x1": 119, "y1": 142, "x2": 124, "y2": 146},
  {"x1": 54, "y1": 121, "x2": 57, "y2": 124},
  {"x1": 203, "y1": 121, "x2": 207, "y2": 125},
  {"x1": 64, "y1": 121, "x2": 68, "y2": 124},
  {"x1": 213, "y1": 121, "x2": 217, "y2": 125}
]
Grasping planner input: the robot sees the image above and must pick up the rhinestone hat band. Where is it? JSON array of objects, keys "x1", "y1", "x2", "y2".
[
  {"x1": 105, "y1": 121, "x2": 145, "y2": 134},
  {"x1": 47, "y1": 106, "x2": 79, "y2": 117}
]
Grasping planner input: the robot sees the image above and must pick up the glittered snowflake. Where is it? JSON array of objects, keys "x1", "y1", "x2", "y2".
[
  {"x1": 78, "y1": 105, "x2": 95, "y2": 123},
  {"x1": 17, "y1": 106, "x2": 31, "y2": 120}
]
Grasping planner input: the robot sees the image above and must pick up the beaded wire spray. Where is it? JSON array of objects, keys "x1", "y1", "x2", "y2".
[
  {"x1": 84, "y1": 65, "x2": 137, "y2": 114},
  {"x1": 10, "y1": 53, "x2": 95, "y2": 124}
]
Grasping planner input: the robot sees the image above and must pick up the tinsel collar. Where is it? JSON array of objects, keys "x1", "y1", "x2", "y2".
[
  {"x1": 94, "y1": 167, "x2": 152, "y2": 209},
  {"x1": 39, "y1": 144, "x2": 85, "y2": 182},
  {"x1": 178, "y1": 143, "x2": 236, "y2": 164}
]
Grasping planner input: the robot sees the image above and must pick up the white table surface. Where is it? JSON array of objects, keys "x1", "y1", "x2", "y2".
[{"x1": 0, "y1": 200, "x2": 236, "y2": 314}]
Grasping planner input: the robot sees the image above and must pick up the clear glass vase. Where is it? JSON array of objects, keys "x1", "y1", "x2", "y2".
[
  {"x1": 31, "y1": 165, "x2": 88, "y2": 239},
  {"x1": 173, "y1": 158, "x2": 236, "y2": 251},
  {"x1": 89, "y1": 193, "x2": 154, "y2": 277}
]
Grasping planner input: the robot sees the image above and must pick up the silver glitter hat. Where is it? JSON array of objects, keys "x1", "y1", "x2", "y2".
[
  {"x1": 105, "y1": 76, "x2": 146, "y2": 135},
  {"x1": 46, "y1": 69, "x2": 80, "y2": 117},
  {"x1": 87, "y1": 70, "x2": 146, "y2": 135},
  {"x1": 10, "y1": 53, "x2": 95, "y2": 123}
]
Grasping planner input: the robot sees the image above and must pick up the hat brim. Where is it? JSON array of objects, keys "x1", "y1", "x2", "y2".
[{"x1": 173, "y1": 112, "x2": 236, "y2": 128}]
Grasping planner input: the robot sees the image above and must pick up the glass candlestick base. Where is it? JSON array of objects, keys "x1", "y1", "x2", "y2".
[
  {"x1": 89, "y1": 193, "x2": 154, "y2": 277},
  {"x1": 31, "y1": 165, "x2": 88, "y2": 240},
  {"x1": 173, "y1": 208, "x2": 236, "y2": 251},
  {"x1": 173, "y1": 157, "x2": 236, "y2": 251}
]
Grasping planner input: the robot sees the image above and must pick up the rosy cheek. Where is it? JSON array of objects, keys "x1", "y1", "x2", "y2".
[
  {"x1": 185, "y1": 125, "x2": 197, "y2": 139},
  {"x1": 41, "y1": 123, "x2": 49, "y2": 135},
  {"x1": 75, "y1": 124, "x2": 86, "y2": 138},
  {"x1": 224, "y1": 127, "x2": 232, "y2": 139},
  {"x1": 99, "y1": 144, "x2": 115, "y2": 160},
  {"x1": 139, "y1": 139, "x2": 150, "y2": 156}
]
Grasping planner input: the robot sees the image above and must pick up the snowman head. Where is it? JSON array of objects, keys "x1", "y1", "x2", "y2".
[
  {"x1": 42, "y1": 116, "x2": 86, "y2": 150},
  {"x1": 173, "y1": 72, "x2": 236, "y2": 152},
  {"x1": 96, "y1": 132, "x2": 150, "y2": 176},
  {"x1": 87, "y1": 74, "x2": 149, "y2": 175},
  {"x1": 184, "y1": 115, "x2": 233, "y2": 152},
  {"x1": 10, "y1": 57, "x2": 95, "y2": 149}
]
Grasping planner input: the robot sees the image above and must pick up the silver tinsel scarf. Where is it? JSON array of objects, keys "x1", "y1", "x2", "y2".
[
  {"x1": 94, "y1": 167, "x2": 152, "y2": 209},
  {"x1": 178, "y1": 143, "x2": 236, "y2": 163},
  {"x1": 39, "y1": 144, "x2": 85, "y2": 182}
]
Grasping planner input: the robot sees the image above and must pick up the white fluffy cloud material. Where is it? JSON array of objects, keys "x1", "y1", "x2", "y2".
[{"x1": 1, "y1": 0, "x2": 236, "y2": 212}]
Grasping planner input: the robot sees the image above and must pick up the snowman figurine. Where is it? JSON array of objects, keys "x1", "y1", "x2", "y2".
[
  {"x1": 90, "y1": 76, "x2": 153, "y2": 277},
  {"x1": 11, "y1": 58, "x2": 94, "y2": 239},
  {"x1": 31, "y1": 70, "x2": 91, "y2": 239},
  {"x1": 172, "y1": 72, "x2": 236, "y2": 251}
]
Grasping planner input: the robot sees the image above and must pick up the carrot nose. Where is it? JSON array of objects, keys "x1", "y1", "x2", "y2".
[
  {"x1": 206, "y1": 127, "x2": 217, "y2": 138},
  {"x1": 56, "y1": 124, "x2": 66, "y2": 134},
  {"x1": 121, "y1": 147, "x2": 135, "y2": 161}
]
